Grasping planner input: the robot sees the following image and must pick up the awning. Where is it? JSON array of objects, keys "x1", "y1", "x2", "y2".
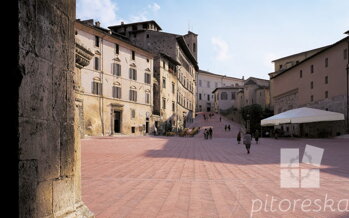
[{"x1": 261, "y1": 107, "x2": 345, "y2": 126}]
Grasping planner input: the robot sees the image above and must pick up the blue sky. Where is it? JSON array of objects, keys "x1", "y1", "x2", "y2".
[{"x1": 77, "y1": 0, "x2": 349, "y2": 79}]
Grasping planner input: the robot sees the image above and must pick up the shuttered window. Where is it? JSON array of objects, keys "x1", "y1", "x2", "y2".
[
  {"x1": 112, "y1": 86, "x2": 121, "y2": 99},
  {"x1": 129, "y1": 90, "x2": 137, "y2": 102},
  {"x1": 92, "y1": 82, "x2": 102, "y2": 95},
  {"x1": 112, "y1": 63, "x2": 121, "y2": 76},
  {"x1": 129, "y1": 68, "x2": 137, "y2": 80}
]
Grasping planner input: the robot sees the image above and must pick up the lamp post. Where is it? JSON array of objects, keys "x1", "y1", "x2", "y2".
[{"x1": 246, "y1": 113, "x2": 250, "y2": 132}]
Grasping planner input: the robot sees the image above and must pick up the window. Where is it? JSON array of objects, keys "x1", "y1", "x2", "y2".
[
  {"x1": 311, "y1": 95, "x2": 314, "y2": 102},
  {"x1": 172, "y1": 82, "x2": 175, "y2": 94},
  {"x1": 129, "y1": 68, "x2": 137, "y2": 80},
  {"x1": 144, "y1": 73, "x2": 151, "y2": 84},
  {"x1": 215, "y1": 82, "x2": 218, "y2": 88},
  {"x1": 95, "y1": 36, "x2": 99, "y2": 47},
  {"x1": 147, "y1": 58, "x2": 149, "y2": 63},
  {"x1": 279, "y1": 64, "x2": 282, "y2": 70},
  {"x1": 310, "y1": 65, "x2": 314, "y2": 73},
  {"x1": 162, "y1": 98, "x2": 166, "y2": 109},
  {"x1": 92, "y1": 81, "x2": 102, "y2": 95},
  {"x1": 193, "y1": 43, "x2": 196, "y2": 52},
  {"x1": 221, "y1": 92, "x2": 228, "y2": 100},
  {"x1": 115, "y1": 43, "x2": 119, "y2": 54},
  {"x1": 207, "y1": 81, "x2": 210, "y2": 88},
  {"x1": 310, "y1": 81, "x2": 314, "y2": 89},
  {"x1": 325, "y1": 91, "x2": 328, "y2": 98},
  {"x1": 145, "y1": 92, "x2": 150, "y2": 104},
  {"x1": 207, "y1": 95, "x2": 210, "y2": 101},
  {"x1": 131, "y1": 126, "x2": 136, "y2": 133},
  {"x1": 130, "y1": 109, "x2": 135, "y2": 118},
  {"x1": 231, "y1": 92, "x2": 236, "y2": 100},
  {"x1": 325, "y1": 58, "x2": 328, "y2": 67},
  {"x1": 199, "y1": 93, "x2": 202, "y2": 100},
  {"x1": 163, "y1": 60, "x2": 166, "y2": 69},
  {"x1": 162, "y1": 77, "x2": 166, "y2": 88},
  {"x1": 146, "y1": 34, "x2": 149, "y2": 38},
  {"x1": 112, "y1": 63, "x2": 121, "y2": 76},
  {"x1": 131, "y1": 51, "x2": 135, "y2": 60},
  {"x1": 325, "y1": 76, "x2": 328, "y2": 84},
  {"x1": 94, "y1": 57, "x2": 100, "y2": 70},
  {"x1": 199, "y1": 80, "x2": 202, "y2": 87},
  {"x1": 344, "y1": 49, "x2": 348, "y2": 60},
  {"x1": 112, "y1": 86, "x2": 121, "y2": 99},
  {"x1": 172, "y1": 101, "x2": 175, "y2": 112},
  {"x1": 129, "y1": 90, "x2": 137, "y2": 102},
  {"x1": 300, "y1": 70, "x2": 303, "y2": 78}
]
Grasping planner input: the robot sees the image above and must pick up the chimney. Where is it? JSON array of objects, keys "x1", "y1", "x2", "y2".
[
  {"x1": 95, "y1": 21, "x2": 100, "y2": 27},
  {"x1": 121, "y1": 21, "x2": 124, "y2": 25},
  {"x1": 242, "y1": 76, "x2": 245, "y2": 80}
]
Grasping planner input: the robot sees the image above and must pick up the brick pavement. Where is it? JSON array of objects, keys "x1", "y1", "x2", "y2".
[{"x1": 82, "y1": 113, "x2": 349, "y2": 218}]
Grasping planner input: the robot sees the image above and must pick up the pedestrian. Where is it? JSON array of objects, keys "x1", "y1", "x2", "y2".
[
  {"x1": 204, "y1": 129, "x2": 208, "y2": 139},
  {"x1": 209, "y1": 127, "x2": 213, "y2": 139},
  {"x1": 237, "y1": 131, "x2": 241, "y2": 144},
  {"x1": 228, "y1": 125, "x2": 231, "y2": 131},
  {"x1": 274, "y1": 129, "x2": 278, "y2": 139},
  {"x1": 254, "y1": 130, "x2": 260, "y2": 144},
  {"x1": 203, "y1": 114, "x2": 206, "y2": 120},
  {"x1": 224, "y1": 125, "x2": 227, "y2": 131},
  {"x1": 243, "y1": 131, "x2": 252, "y2": 154},
  {"x1": 220, "y1": 116, "x2": 222, "y2": 122}
]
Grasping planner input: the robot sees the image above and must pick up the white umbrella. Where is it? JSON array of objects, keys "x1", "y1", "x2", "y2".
[{"x1": 261, "y1": 107, "x2": 345, "y2": 126}]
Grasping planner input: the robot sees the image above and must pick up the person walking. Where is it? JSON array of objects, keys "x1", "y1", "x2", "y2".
[
  {"x1": 204, "y1": 129, "x2": 208, "y2": 139},
  {"x1": 254, "y1": 130, "x2": 260, "y2": 144},
  {"x1": 220, "y1": 116, "x2": 222, "y2": 122},
  {"x1": 237, "y1": 131, "x2": 241, "y2": 144},
  {"x1": 228, "y1": 125, "x2": 231, "y2": 131},
  {"x1": 224, "y1": 125, "x2": 227, "y2": 132},
  {"x1": 209, "y1": 127, "x2": 213, "y2": 139},
  {"x1": 243, "y1": 131, "x2": 252, "y2": 154}
]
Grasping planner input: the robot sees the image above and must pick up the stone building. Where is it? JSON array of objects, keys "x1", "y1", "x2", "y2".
[
  {"x1": 240, "y1": 77, "x2": 271, "y2": 109},
  {"x1": 212, "y1": 86, "x2": 242, "y2": 112},
  {"x1": 197, "y1": 70, "x2": 244, "y2": 112},
  {"x1": 212, "y1": 77, "x2": 271, "y2": 113},
  {"x1": 269, "y1": 33, "x2": 349, "y2": 137},
  {"x1": 108, "y1": 20, "x2": 198, "y2": 131},
  {"x1": 18, "y1": 0, "x2": 94, "y2": 217},
  {"x1": 75, "y1": 20, "x2": 155, "y2": 136}
]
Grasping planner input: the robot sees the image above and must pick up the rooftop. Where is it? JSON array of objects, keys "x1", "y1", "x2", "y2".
[{"x1": 108, "y1": 20, "x2": 162, "y2": 31}]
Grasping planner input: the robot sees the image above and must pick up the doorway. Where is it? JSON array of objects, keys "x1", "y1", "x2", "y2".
[{"x1": 114, "y1": 111, "x2": 121, "y2": 133}]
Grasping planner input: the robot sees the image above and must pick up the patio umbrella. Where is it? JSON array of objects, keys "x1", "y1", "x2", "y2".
[{"x1": 261, "y1": 107, "x2": 345, "y2": 126}]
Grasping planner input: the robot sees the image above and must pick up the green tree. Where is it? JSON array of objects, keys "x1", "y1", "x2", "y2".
[{"x1": 240, "y1": 104, "x2": 266, "y2": 133}]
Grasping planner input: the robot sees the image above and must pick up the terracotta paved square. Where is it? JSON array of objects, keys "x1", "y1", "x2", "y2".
[{"x1": 82, "y1": 115, "x2": 349, "y2": 218}]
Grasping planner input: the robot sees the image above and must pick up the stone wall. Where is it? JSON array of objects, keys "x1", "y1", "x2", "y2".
[{"x1": 18, "y1": 0, "x2": 93, "y2": 217}]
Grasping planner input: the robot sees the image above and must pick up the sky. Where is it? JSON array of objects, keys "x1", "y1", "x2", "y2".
[{"x1": 76, "y1": 0, "x2": 349, "y2": 79}]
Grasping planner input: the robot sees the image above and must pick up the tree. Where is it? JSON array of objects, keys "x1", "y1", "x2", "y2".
[{"x1": 240, "y1": 104, "x2": 264, "y2": 133}]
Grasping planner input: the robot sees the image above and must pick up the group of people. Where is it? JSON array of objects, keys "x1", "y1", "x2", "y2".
[
  {"x1": 224, "y1": 125, "x2": 231, "y2": 131},
  {"x1": 237, "y1": 130, "x2": 260, "y2": 154},
  {"x1": 203, "y1": 113, "x2": 215, "y2": 120},
  {"x1": 203, "y1": 128, "x2": 213, "y2": 139}
]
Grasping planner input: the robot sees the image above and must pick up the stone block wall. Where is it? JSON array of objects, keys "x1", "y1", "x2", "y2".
[{"x1": 18, "y1": 0, "x2": 93, "y2": 217}]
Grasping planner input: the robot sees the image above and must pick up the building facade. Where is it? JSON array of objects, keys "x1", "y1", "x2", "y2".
[
  {"x1": 241, "y1": 77, "x2": 271, "y2": 109},
  {"x1": 197, "y1": 70, "x2": 244, "y2": 112},
  {"x1": 75, "y1": 20, "x2": 155, "y2": 136},
  {"x1": 108, "y1": 20, "x2": 198, "y2": 131},
  {"x1": 212, "y1": 77, "x2": 271, "y2": 113},
  {"x1": 212, "y1": 87, "x2": 241, "y2": 112},
  {"x1": 270, "y1": 34, "x2": 349, "y2": 136}
]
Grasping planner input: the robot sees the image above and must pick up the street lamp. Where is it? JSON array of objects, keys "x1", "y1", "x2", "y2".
[{"x1": 246, "y1": 113, "x2": 250, "y2": 132}]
